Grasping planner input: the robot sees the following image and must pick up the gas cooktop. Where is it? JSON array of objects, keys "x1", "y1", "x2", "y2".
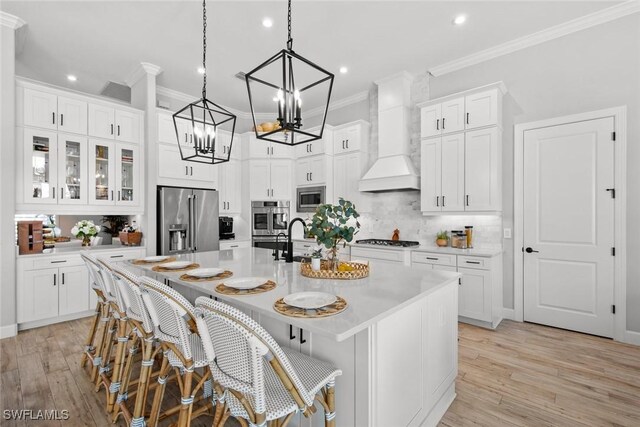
[{"x1": 355, "y1": 239, "x2": 420, "y2": 248}]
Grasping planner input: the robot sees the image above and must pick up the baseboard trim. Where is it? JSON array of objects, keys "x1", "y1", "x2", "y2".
[
  {"x1": 17, "y1": 310, "x2": 94, "y2": 332},
  {"x1": 623, "y1": 330, "x2": 640, "y2": 346},
  {"x1": 503, "y1": 308, "x2": 516, "y2": 321},
  {"x1": 0, "y1": 323, "x2": 18, "y2": 339}
]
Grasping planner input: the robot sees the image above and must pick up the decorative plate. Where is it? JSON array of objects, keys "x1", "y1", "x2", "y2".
[
  {"x1": 142, "y1": 255, "x2": 170, "y2": 262},
  {"x1": 223, "y1": 277, "x2": 274, "y2": 290},
  {"x1": 283, "y1": 292, "x2": 337, "y2": 310},
  {"x1": 187, "y1": 268, "x2": 225, "y2": 278},
  {"x1": 159, "y1": 260, "x2": 194, "y2": 270}
]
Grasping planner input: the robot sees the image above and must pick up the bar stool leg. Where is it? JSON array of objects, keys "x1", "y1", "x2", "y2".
[
  {"x1": 130, "y1": 336, "x2": 155, "y2": 427},
  {"x1": 89, "y1": 304, "x2": 110, "y2": 382},
  {"x1": 148, "y1": 354, "x2": 171, "y2": 427},
  {"x1": 324, "y1": 380, "x2": 336, "y2": 427},
  {"x1": 177, "y1": 364, "x2": 194, "y2": 427},
  {"x1": 81, "y1": 301, "x2": 101, "y2": 368},
  {"x1": 95, "y1": 316, "x2": 117, "y2": 392},
  {"x1": 107, "y1": 317, "x2": 129, "y2": 412},
  {"x1": 111, "y1": 331, "x2": 139, "y2": 422}
]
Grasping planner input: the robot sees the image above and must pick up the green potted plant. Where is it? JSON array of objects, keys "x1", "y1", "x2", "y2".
[
  {"x1": 436, "y1": 230, "x2": 449, "y2": 247},
  {"x1": 101, "y1": 215, "x2": 128, "y2": 237},
  {"x1": 308, "y1": 198, "x2": 360, "y2": 270},
  {"x1": 310, "y1": 248, "x2": 323, "y2": 271}
]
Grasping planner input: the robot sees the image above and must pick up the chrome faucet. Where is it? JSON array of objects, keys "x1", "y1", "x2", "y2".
[
  {"x1": 273, "y1": 232, "x2": 287, "y2": 261},
  {"x1": 285, "y1": 217, "x2": 307, "y2": 263}
]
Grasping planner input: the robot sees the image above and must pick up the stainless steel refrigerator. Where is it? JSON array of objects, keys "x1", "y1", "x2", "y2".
[{"x1": 157, "y1": 186, "x2": 219, "y2": 255}]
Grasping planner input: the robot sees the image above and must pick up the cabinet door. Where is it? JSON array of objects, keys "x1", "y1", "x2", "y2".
[
  {"x1": 89, "y1": 139, "x2": 115, "y2": 205},
  {"x1": 115, "y1": 109, "x2": 140, "y2": 143},
  {"x1": 333, "y1": 152, "x2": 361, "y2": 205},
  {"x1": 116, "y1": 142, "x2": 140, "y2": 206},
  {"x1": 249, "y1": 160, "x2": 271, "y2": 200},
  {"x1": 57, "y1": 96, "x2": 87, "y2": 135},
  {"x1": 58, "y1": 266, "x2": 89, "y2": 316},
  {"x1": 24, "y1": 88, "x2": 57, "y2": 130},
  {"x1": 342, "y1": 125, "x2": 361, "y2": 152},
  {"x1": 432, "y1": 265, "x2": 458, "y2": 273},
  {"x1": 215, "y1": 130, "x2": 232, "y2": 161},
  {"x1": 333, "y1": 128, "x2": 348, "y2": 154},
  {"x1": 57, "y1": 134, "x2": 88, "y2": 205},
  {"x1": 24, "y1": 129, "x2": 59, "y2": 204},
  {"x1": 309, "y1": 156, "x2": 325, "y2": 184},
  {"x1": 441, "y1": 97, "x2": 465, "y2": 134},
  {"x1": 420, "y1": 138, "x2": 441, "y2": 213},
  {"x1": 270, "y1": 161, "x2": 292, "y2": 200},
  {"x1": 458, "y1": 267, "x2": 492, "y2": 322},
  {"x1": 18, "y1": 267, "x2": 59, "y2": 323},
  {"x1": 88, "y1": 104, "x2": 115, "y2": 139},
  {"x1": 440, "y1": 133, "x2": 465, "y2": 212},
  {"x1": 252, "y1": 313, "x2": 293, "y2": 349},
  {"x1": 158, "y1": 144, "x2": 190, "y2": 180},
  {"x1": 465, "y1": 128, "x2": 500, "y2": 211},
  {"x1": 295, "y1": 140, "x2": 323, "y2": 158},
  {"x1": 420, "y1": 104, "x2": 441, "y2": 138},
  {"x1": 295, "y1": 159, "x2": 310, "y2": 186},
  {"x1": 190, "y1": 161, "x2": 218, "y2": 188},
  {"x1": 270, "y1": 141, "x2": 292, "y2": 159},
  {"x1": 465, "y1": 90, "x2": 498, "y2": 129},
  {"x1": 158, "y1": 112, "x2": 176, "y2": 143},
  {"x1": 219, "y1": 160, "x2": 242, "y2": 214},
  {"x1": 249, "y1": 134, "x2": 270, "y2": 159}
]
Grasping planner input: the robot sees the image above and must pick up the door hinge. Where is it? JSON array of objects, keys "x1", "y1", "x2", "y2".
[
  {"x1": 612, "y1": 247, "x2": 616, "y2": 256},
  {"x1": 606, "y1": 188, "x2": 615, "y2": 199},
  {"x1": 612, "y1": 305, "x2": 616, "y2": 314},
  {"x1": 612, "y1": 131, "x2": 616, "y2": 141}
]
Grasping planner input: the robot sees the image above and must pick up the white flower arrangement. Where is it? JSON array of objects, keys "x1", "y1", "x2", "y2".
[{"x1": 71, "y1": 220, "x2": 101, "y2": 239}]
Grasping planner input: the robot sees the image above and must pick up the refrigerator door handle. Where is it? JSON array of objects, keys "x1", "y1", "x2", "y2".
[
  {"x1": 192, "y1": 194, "x2": 198, "y2": 251},
  {"x1": 187, "y1": 194, "x2": 194, "y2": 251}
]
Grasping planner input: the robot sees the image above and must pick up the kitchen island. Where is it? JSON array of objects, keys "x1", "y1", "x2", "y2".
[{"x1": 128, "y1": 247, "x2": 459, "y2": 427}]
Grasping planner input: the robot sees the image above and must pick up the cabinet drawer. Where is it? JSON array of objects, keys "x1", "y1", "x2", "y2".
[
  {"x1": 411, "y1": 252, "x2": 456, "y2": 267},
  {"x1": 350, "y1": 247, "x2": 403, "y2": 263},
  {"x1": 32, "y1": 255, "x2": 83, "y2": 269},
  {"x1": 220, "y1": 241, "x2": 250, "y2": 250},
  {"x1": 457, "y1": 256, "x2": 489, "y2": 270}
]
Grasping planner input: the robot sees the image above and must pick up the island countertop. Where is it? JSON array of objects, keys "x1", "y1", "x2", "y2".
[{"x1": 129, "y1": 247, "x2": 460, "y2": 342}]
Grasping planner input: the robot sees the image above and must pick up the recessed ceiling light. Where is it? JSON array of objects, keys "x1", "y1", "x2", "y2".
[
  {"x1": 453, "y1": 15, "x2": 466, "y2": 25},
  {"x1": 339, "y1": 66, "x2": 348, "y2": 74},
  {"x1": 197, "y1": 67, "x2": 206, "y2": 74},
  {"x1": 67, "y1": 75, "x2": 77, "y2": 82},
  {"x1": 262, "y1": 17, "x2": 273, "y2": 28}
]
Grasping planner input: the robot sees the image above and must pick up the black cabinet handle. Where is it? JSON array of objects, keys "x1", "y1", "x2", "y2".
[
  {"x1": 466, "y1": 195, "x2": 470, "y2": 206},
  {"x1": 111, "y1": 190, "x2": 114, "y2": 201},
  {"x1": 60, "y1": 114, "x2": 64, "y2": 126},
  {"x1": 185, "y1": 132, "x2": 188, "y2": 143},
  {"x1": 300, "y1": 329, "x2": 307, "y2": 344},
  {"x1": 118, "y1": 190, "x2": 121, "y2": 201},
  {"x1": 426, "y1": 257, "x2": 439, "y2": 261},
  {"x1": 342, "y1": 140, "x2": 345, "y2": 150},
  {"x1": 60, "y1": 187, "x2": 64, "y2": 199},
  {"x1": 346, "y1": 140, "x2": 349, "y2": 149},
  {"x1": 466, "y1": 112, "x2": 470, "y2": 125},
  {"x1": 53, "y1": 274, "x2": 57, "y2": 286},
  {"x1": 52, "y1": 112, "x2": 56, "y2": 125},
  {"x1": 50, "y1": 260, "x2": 67, "y2": 264},
  {"x1": 52, "y1": 187, "x2": 56, "y2": 199},
  {"x1": 309, "y1": 144, "x2": 312, "y2": 153},
  {"x1": 190, "y1": 166, "x2": 193, "y2": 176},
  {"x1": 436, "y1": 196, "x2": 439, "y2": 207},
  {"x1": 62, "y1": 273, "x2": 65, "y2": 284},
  {"x1": 525, "y1": 247, "x2": 539, "y2": 253},
  {"x1": 442, "y1": 195, "x2": 446, "y2": 207},
  {"x1": 185, "y1": 166, "x2": 189, "y2": 176},
  {"x1": 110, "y1": 255, "x2": 124, "y2": 258},
  {"x1": 436, "y1": 119, "x2": 439, "y2": 130},
  {"x1": 111, "y1": 124, "x2": 114, "y2": 135},
  {"x1": 117, "y1": 125, "x2": 120, "y2": 136},
  {"x1": 442, "y1": 118, "x2": 446, "y2": 129},
  {"x1": 289, "y1": 325, "x2": 296, "y2": 340},
  {"x1": 466, "y1": 261, "x2": 481, "y2": 265}
]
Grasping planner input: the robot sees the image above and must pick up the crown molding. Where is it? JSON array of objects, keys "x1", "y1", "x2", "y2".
[
  {"x1": 429, "y1": 0, "x2": 640, "y2": 77},
  {"x1": 125, "y1": 62, "x2": 163, "y2": 87},
  {"x1": 305, "y1": 89, "x2": 370, "y2": 118},
  {"x1": 0, "y1": 11, "x2": 26, "y2": 30}
]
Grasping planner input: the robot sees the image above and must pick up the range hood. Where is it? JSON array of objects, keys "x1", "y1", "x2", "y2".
[{"x1": 359, "y1": 71, "x2": 420, "y2": 192}]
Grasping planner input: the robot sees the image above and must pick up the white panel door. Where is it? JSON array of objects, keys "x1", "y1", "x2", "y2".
[
  {"x1": 158, "y1": 144, "x2": 190, "y2": 181},
  {"x1": 309, "y1": 156, "x2": 325, "y2": 184},
  {"x1": 295, "y1": 159, "x2": 311, "y2": 186},
  {"x1": 219, "y1": 160, "x2": 241, "y2": 214},
  {"x1": 333, "y1": 152, "x2": 361, "y2": 207},
  {"x1": 440, "y1": 133, "x2": 465, "y2": 212},
  {"x1": 465, "y1": 89, "x2": 498, "y2": 129},
  {"x1": 58, "y1": 266, "x2": 89, "y2": 316},
  {"x1": 420, "y1": 138, "x2": 441, "y2": 213},
  {"x1": 18, "y1": 268, "x2": 59, "y2": 323},
  {"x1": 465, "y1": 128, "x2": 500, "y2": 211},
  {"x1": 57, "y1": 96, "x2": 87, "y2": 135},
  {"x1": 24, "y1": 88, "x2": 57, "y2": 130},
  {"x1": 249, "y1": 160, "x2": 271, "y2": 200},
  {"x1": 270, "y1": 160, "x2": 292, "y2": 200},
  {"x1": 441, "y1": 97, "x2": 465, "y2": 134},
  {"x1": 458, "y1": 267, "x2": 492, "y2": 322},
  {"x1": 523, "y1": 117, "x2": 615, "y2": 337},
  {"x1": 114, "y1": 109, "x2": 140, "y2": 143},
  {"x1": 88, "y1": 104, "x2": 115, "y2": 139},
  {"x1": 420, "y1": 104, "x2": 441, "y2": 138}
]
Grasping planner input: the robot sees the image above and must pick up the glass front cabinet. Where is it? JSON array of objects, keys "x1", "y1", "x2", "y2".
[
  {"x1": 88, "y1": 139, "x2": 140, "y2": 206},
  {"x1": 115, "y1": 143, "x2": 140, "y2": 206}
]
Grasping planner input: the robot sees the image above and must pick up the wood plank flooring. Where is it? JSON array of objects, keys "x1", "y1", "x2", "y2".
[{"x1": 1, "y1": 318, "x2": 639, "y2": 426}]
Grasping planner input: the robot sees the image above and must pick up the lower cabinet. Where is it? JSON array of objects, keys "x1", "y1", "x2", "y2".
[
  {"x1": 349, "y1": 246, "x2": 409, "y2": 266},
  {"x1": 219, "y1": 240, "x2": 251, "y2": 250}
]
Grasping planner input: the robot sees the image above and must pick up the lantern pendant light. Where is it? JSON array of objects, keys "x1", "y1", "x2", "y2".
[
  {"x1": 245, "y1": 0, "x2": 334, "y2": 146},
  {"x1": 173, "y1": 0, "x2": 236, "y2": 164}
]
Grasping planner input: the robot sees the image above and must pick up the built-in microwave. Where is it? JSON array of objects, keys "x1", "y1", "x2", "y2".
[{"x1": 296, "y1": 185, "x2": 325, "y2": 212}]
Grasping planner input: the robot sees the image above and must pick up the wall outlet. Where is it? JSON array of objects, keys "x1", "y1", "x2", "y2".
[{"x1": 503, "y1": 228, "x2": 512, "y2": 239}]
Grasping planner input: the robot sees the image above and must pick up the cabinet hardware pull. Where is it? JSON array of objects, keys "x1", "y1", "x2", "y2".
[
  {"x1": 118, "y1": 190, "x2": 121, "y2": 201},
  {"x1": 117, "y1": 125, "x2": 120, "y2": 136},
  {"x1": 426, "y1": 257, "x2": 439, "y2": 260},
  {"x1": 289, "y1": 325, "x2": 296, "y2": 340},
  {"x1": 230, "y1": 245, "x2": 238, "y2": 248},
  {"x1": 466, "y1": 195, "x2": 469, "y2": 206},
  {"x1": 186, "y1": 166, "x2": 189, "y2": 175},
  {"x1": 111, "y1": 190, "x2": 114, "y2": 201},
  {"x1": 346, "y1": 140, "x2": 349, "y2": 149},
  {"x1": 466, "y1": 112, "x2": 470, "y2": 125},
  {"x1": 110, "y1": 255, "x2": 124, "y2": 258},
  {"x1": 60, "y1": 187, "x2": 64, "y2": 199},
  {"x1": 185, "y1": 133, "x2": 188, "y2": 143},
  {"x1": 442, "y1": 195, "x2": 445, "y2": 207},
  {"x1": 309, "y1": 144, "x2": 312, "y2": 153},
  {"x1": 60, "y1": 114, "x2": 64, "y2": 126},
  {"x1": 300, "y1": 329, "x2": 307, "y2": 344},
  {"x1": 111, "y1": 124, "x2": 114, "y2": 135},
  {"x1": 310, "y1": 172, "x2": 312, "y2": 181},
  {"x1": 190, "y1": 167, "x2": 193, "y2": 176},
  {"x1": 342, "y1": 140, "x2": 345, "y2": 150},
  {"x1": 51, "y1": 260, "x2": 66, "y2": 264},
  {"x1": 442, "y1": 118, "x2": 446, "y2": 129},
  {"x1": 52, "y1": 187, "x2": 56, "y2": 199},
  {"x1": 52, "y1": 112, "x2": 56, "y2": 125},
  {"x1": 436, "y1": 196, "x2": 439, "y2": 207},
  {"x1": 466, "y1": 261, "x2": 480, "y2": 264},
  {"x1": 271, "y1": 147, "x2": 274, "y2": 155},
  {"x1": 458, "y1": 278, "x2": 462, "y2": 285},
  {"x1": 62, "y1": 273, "x2": 65, "y2": 284},
  {"x1": 436, "y1": 119, "x2": 439, "y2": 130},
  {"x1": 53, "y1": 274, "x2": 56, "y2": 286}
]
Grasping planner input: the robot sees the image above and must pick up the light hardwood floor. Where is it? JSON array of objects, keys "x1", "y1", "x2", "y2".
[{"x1": 1, "y1": 318, "x2": 639, "y2": 426}]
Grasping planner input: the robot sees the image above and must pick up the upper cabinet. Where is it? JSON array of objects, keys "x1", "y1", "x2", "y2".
[
  {"x1": 419, "y1": 84, "x2": 504, "y2": 139},
  {"x1": 332, "y1": 121, "x2": 369, "y2": 155},
  {"x1": 88, "y1": 103, "x2": 141, "y2": 143},
  {"x1": 247, "y1": 134, "x2": 292, "y2": 160},
  {"x1": 24, "y1": 88, "x2": 87, "y2": 135}
]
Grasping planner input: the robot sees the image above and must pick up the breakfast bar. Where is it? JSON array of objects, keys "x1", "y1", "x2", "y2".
[{"x1": 129, "y1": 247, "x2": 460, "y2": 427}]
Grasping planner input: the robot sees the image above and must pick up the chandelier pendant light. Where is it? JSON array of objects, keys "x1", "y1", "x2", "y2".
[
  {"x1": 245, "y1": 0, "x2": 334, "y2": 146},
  {"x1": 173, "y1": 0, "x2": 236, "y2": 164}
]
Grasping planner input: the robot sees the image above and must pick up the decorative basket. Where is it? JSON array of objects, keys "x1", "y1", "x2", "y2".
[
  {"x1": 300, "y1": 260, "x2": 369, "y2": 280},
  {"x1": 119, "y1": 231, "x2": 143, "y2": 246}
]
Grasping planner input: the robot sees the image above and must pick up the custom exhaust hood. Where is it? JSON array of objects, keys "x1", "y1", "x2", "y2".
[{"x1": 359, "y1": 71, "x2": 420, "y2": 192}]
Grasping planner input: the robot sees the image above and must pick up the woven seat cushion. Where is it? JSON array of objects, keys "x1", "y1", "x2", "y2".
[
  {"x1": 166, "y1": 333, "x2": 209, "y2": 369},
  {"x1": 224, "y1": 347, "x2": 341, "y2": 421}
]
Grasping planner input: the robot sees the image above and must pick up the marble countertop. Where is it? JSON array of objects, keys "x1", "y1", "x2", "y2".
[
  {"x1": 17, "y1": 242, "x2": 145, "y2": 258},
  {"x1": 130, "y1": 247, "x2": 460, "y2": 342},
  {"x1": 350, "y1": 242, "x2": 502, "y2": 257}
]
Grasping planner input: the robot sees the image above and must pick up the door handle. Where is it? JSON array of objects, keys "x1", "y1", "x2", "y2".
[
  {"x1": 60, "y1": 187, "x2": 64, "y2": 199},
  {"x1": 62, "y1": 273, "x2": 65, "y2": 284},
  {"x1": 426, "y1": 257, "x2": 439, "y2": 261},
  {"x1": 117, "y1": 125, "x2": 120, "y2": 136},
  {"x1": 111, "y1": 190, "x2": 114, "y2": 201},
  {"x1": 118, "y1": 190, "x2": 121, "y2": 201},
  {"x1": 466, "y1": 113, "x2": 470, "y2": 125},
  {"x1": 111, "y1": 124, "x2": 114, "y2": 135},
  {"x1": 436, "y1": 119, "x2": 439, "y2": 130},
  {"x1": 436, "y1": 196, "x2": 439, "y2": 207},
  {"x1": 60, "y1": 114, "x2": 64, "y2": 126},
  {"x1": 192, "y1": 195, "x2": 198, "y2": 251},
  {"x1": 190, "y1": 166, "x2": 193, "y2": 176},
  {"x1": 289, "y1": 325, "x2": 296, "y2": 340},
  {"x1": 442, "y1": 195, "x2": 445, "y2": 207},
  {"x1": 442, "y1": 118, "x2": 446, "y2": 129},
  {"x1": 300, "y1": 329, "x2": 307, "y2": 344},
  {"x1": 466, "y1": 195, "x2": 470, "y2": 206},
  {"x1": 310, "y1": 172, "x2": 312, "y2": 181},
  {"x1": 52, "y1": 187, "x2": 56, "y2": 199},
  {"x1": 186, "y1": 166, "x2": 189, "y2": 176},
  {"x1": 53, "y1": 274, "x2": 57, "y2": 286},
  {"x1": 525, "y1": 247, "x2": 539, "y2": 253},
  {"x1": 342, "y1": 140, "x2": 345, "y2": 150},
  {"x1": 110, "y1": 255, "x2": 124, "y2": 258},
  {"x1": 52, "y1": 112, "x2": 56, "y2": 125},
  {"x1": 185, "y1": 132, "x2": 188, "y2": 143}
]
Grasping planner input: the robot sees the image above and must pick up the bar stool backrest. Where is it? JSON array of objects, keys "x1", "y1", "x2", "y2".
[
  {"x1": 80, "y1": 253, "x2": 103, "y2": 294},
  {"x1": 195, "y1": 297, "x2": 315, "y2": 413},
  {"x1": 96, "y1": 258, "x2": 128, "y2": 313},
  {"x1": 111, "y1": 265, "x2": 155, "y2": 335},
  {"x1": 139, "y1": 276, "x2": 197, "y2": 361}
]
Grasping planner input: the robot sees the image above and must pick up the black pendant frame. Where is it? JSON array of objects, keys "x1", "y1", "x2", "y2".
[
  {"x1": 245, "y1": 48, "x2": 334, "y2": 146},
  {"x1": 173, "y1": 97, "x2": 237, "y2": 165}
]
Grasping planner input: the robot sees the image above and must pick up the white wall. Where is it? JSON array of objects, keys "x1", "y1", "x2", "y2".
[{"x1": 428, "y1": 14, "x2": 640, "y2": 330}]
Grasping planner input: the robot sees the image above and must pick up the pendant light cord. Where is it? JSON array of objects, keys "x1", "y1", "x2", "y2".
[
  {"x1": 202, "y1": 0, "x2": 207, "y2": 98},
  {"x1": 287, "y1": 0, "x2": 293, "y2": 50}
]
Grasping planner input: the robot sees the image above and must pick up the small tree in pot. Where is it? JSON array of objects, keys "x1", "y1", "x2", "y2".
[{"x1": 308, "y1": 198, "x2": 360, "y2": 270}]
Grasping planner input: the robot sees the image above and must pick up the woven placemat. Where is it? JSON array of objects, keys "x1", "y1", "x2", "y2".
[
  {"x1": 273, "y1": 296, "x2": 348, "y2": 318},
  {"x1": 300, "y1": 261, "x2": 369, "y2": 280},
  {"x1": 179, "y1": 270, "x2": 234, "y2": 282},
  {"x1": 151, "y1": 263, "x2": 200, "y2": 273},
  {"x1": 131, "y1": 256, "x2": 177, "y2": 265},
  {"x1": 215, "y1": 280, "x2": 276, "y2": 296}
]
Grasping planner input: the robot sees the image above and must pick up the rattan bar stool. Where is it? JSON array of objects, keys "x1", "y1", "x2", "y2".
[
  {"x1": 139, "y1": 276, "x2": 216, "y2": 427},
  {"x1": 80, "y1": 253, "x2": 116, "y2": 383},
  {"x1": 194, "y1": 296, "x2": 342, "y2": 427}
]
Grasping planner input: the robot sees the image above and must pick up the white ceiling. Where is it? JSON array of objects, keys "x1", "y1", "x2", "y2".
[{"x1": 2, "y1": 1, "x2": 622, "y2": 111}]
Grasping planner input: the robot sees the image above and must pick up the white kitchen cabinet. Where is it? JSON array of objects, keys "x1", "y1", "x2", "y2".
[
  {"x1": 216, "y1": 130, "x2": 241, "y2": 160},
  {"x1": 57, "y1": 265, "x2": 90, "y2": 316},
  {"x1": 465, "y1": 89, "x2": 499, "y2": 129},
  {"x1": 464, "y1": 128, "x2": 501, "y2": 211},
  {"x1": 420, "y1": 133, "x2": 464, "y2": 213},
  {"x1": 89, "y1": 103, "x2": 141, "y2": 143},
  {"x1": 157, "y1": 143, "x2": 218, "y2": 189},
  {"x1": 23, "y1": 128, "x2": 59, "y2": 204},
  {"x1": 24, "y1": 88, "x2": 58, "y2": 131},
  {"x1": 159, "y1": 110, "x2": 195, "y2": 147},
  {"x1": 420, "y1": 138, "x2": 441, "y2": 213},
  {"x1": 115, "y1": 142, "x2": 141, "y2": 206},
  {"x1": 57, "y1": 96, "x2": 88, "y2": 135},
  {"x1": 89, "y1": 139, "x2": 142, "y2": 206},
  {"x1": 247, "y1": 134, "x2": 292, "y2": 159},
  {"x1": 219, "y1": 240, "x2": 251, "y2": 250},
  {"x1": 294, "y1": 138, "x2": 324, "y2": 158},
  {"x1": 57, "y1": 133, "x2": 88, "y2": 205},
  {"x1": 350, "y1": 246, "x2": 408, "y2": 265},
  {"x1": 18, "y1": 267, "x2": 60, "y2": 323},
  {"x1": 270, "y1": 160, "x2": 293, "y2": 200},
  {"x1": 333, "y1": 152, "x2": 366, "y2": 209},
  {"x1": 332, "y1": 121, "x2": 368, "y2": 154},
  {"x1": 219, "y1": 160, "x2": 242, "y2": 214},
  {"x1": 420, "y1": 104, "x2": 441, "y2": 139},
  {"x1": 248, "y1": 159, "x2": 291, "y2": 201},
  {"x1": 249, "y1": 160, "x2": 271, "y2": 200},
  {"x1": 458, "y1": 267, "x2": 492, "y2": 322},
  {"x1": 419, "y1": 97, "x2": 464, "y2": 138},
  {"x1": 295, "y1": 156, "x2": 326, "y2": 186}
]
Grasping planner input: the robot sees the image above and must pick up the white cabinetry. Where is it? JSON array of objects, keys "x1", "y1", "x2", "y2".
[
  {"x1": 419, "y1": 97, "x2": 465, "y2": 138},
  {"x1": 219, "y1": 160, "x2": 242, "y2": 214},
  {"x1": 24, "y1": 88, "x2": 88, "y2": 134},
  {"x1": 465, "y1": 89, "x2": 499, "y2": 130},
  {"x1": 88, "y1": 140, "x2": 141, "y2": 206},
  {"x1": 464, "y1": 128, "x2": 501, "y2": 211},
  {"x1": 157, "y1": 144, "x2": 218, "y2": 189},
  {"x1": 420, "y1": 133, "x2": 465, "y2": 213},
  {"x1": 332, "y1": 121, "x2": 369, "y2": 154},
  {"x1": 249, "y1": 159, "x2": 292, "y2": 201},
  {"x1": 247, "y1": 134, "x2": 292, "y2": 159},
  {"x1": 349, "y1": 246, "x2": 408, "y2": 266},
  {"x1": 294, "y1": 138, "x2": 325, "y2": 158},
  {"x1": 295, "y1": 156, "x2": 326, "y2": 186},
  {"x1": 219, "y1": 240, "x2": 251, "y2": 250},
  {"x1": 88, "y1": 103, "x2": 141, "y2": 143}
]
